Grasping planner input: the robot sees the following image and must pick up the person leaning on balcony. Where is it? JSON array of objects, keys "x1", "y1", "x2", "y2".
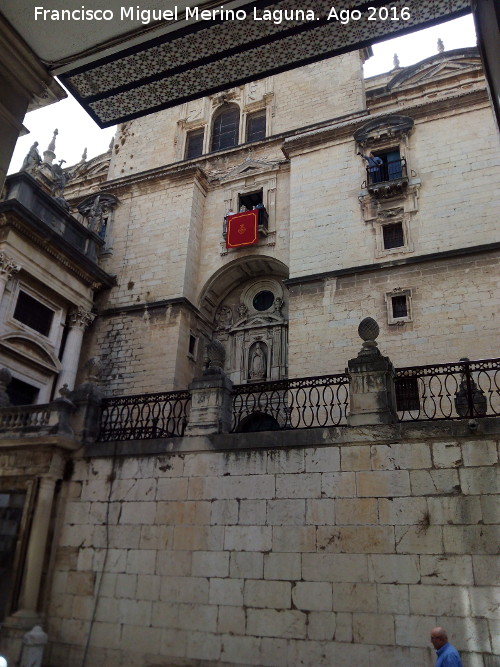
[
  {"x1": 358, "y1": 150, "x2": 383, "y2": 183},
  {"x1": 430, "y1": 627, "x2": 463, "y2": 667}
]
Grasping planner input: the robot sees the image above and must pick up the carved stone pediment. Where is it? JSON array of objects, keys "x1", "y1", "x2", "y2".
[
  {"x1": 387, "y1": 49, "x2": 482, "y2": 91},
  {"x1": 231, "y1": 313, "x2": 284, "y2": 331},
  {"x1": 218, "y1": 158, "x2": 281, "y2": 183},
  {"x1": 0, "y1": 334, "x2": 61, "y2": 371},
  {"x1": 354, "y1": 115, "x2": 414, "y2": 144}
]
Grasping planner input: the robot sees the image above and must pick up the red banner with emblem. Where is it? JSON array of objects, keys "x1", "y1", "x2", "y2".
[{"x1": 226, "y1": 210, "x2": 259, "y2": 248}]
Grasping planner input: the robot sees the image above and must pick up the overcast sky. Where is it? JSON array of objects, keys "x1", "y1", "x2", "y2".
[{"x1": 8, "y1": 13, "x2": 476, "y2": 174}]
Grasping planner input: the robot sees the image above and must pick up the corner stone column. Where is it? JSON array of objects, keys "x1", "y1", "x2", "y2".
[
  {"x1": 9, "y1": 454, "x2": 63, "y2": 628},
  {"x1": 54, "y1": 307, "x2": 95, "y2": 394},
  {"x1": 0, "y1": 251, "x2": 21, "y2": 302},
  {"x1": 347, "y1": 317, "x2": 398, "y2": 426},
  {"x1": 185, "y1": 340, "x2": 233, "y2": 435}
]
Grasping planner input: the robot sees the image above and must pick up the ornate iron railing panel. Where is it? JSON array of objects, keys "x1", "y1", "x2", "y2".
[
  {"x1": 395, "y1": 358, "x2": 500, "y2": 421},
  {"x1": 97, "y1": 390, "x2": 191, "y2": 441},
  {"x1": 232, "y1": 374, "x2": 349, "y2": 432}
]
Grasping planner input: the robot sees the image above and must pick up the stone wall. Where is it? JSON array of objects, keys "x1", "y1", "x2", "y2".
[
  {"x1": 42, "y1": 422, "x2": 500, "y2": 667},
  {"x1": 287, "y1": 250, "x2": 500, "y2": 376}
]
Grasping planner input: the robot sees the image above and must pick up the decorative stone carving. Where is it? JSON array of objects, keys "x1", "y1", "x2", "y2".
[
  {"x1": 215, "y1": 305, "x2": 233, "y2": 330},
  {"x1": 77, "y1": 193, "x2": 118, "y2": 242},
  {"x1": 83, "y1": 356, "x2": 103, "y2": 382},
  {"x1": 69, "y1": 308, "x2": 95, "y2": 330},
  {"x1": 43, "y1": 129, "x2": 58, "y2": 165},
  {"x1": 0, "y1": 252, "x2": 21, "y2": 280}
]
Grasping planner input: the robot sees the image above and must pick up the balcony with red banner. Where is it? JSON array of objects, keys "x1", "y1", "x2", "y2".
[{"x1": 225, "y1": 206, "x2": 268, "y2": 249}]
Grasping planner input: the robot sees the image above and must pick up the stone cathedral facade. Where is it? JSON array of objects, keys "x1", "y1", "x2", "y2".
[{"x1": 0, "y1": 45, "x2": 498, "y2": 666}]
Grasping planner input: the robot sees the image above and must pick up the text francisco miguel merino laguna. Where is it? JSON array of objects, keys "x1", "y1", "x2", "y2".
[{"x1": 34, "y1": 5, "x2": 412, "y2": 25}]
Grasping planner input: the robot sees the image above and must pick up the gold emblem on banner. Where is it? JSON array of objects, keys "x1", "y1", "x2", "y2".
[{"x1": 238, "y1": 224, "x2": 246, "y2": 235}]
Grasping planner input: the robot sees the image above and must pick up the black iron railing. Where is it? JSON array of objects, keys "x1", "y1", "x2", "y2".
[
  {"x1": 97, "y1": 390, "x2": 191, "y2": 441},
  {"x1": 365, "y1": 157, "x2": 408, "y2": 186},
  {"x1": 395, "y1": 358, "x2": 500, "y2": 421},
  {"x1": 232, "y1": 374, "x2": 349, "y2": 432}
]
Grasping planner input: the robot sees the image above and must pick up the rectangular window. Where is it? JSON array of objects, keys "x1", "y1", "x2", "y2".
[
  {"x1": 6, "y1": 378, "x2": 39, "y2": 407},
  {"x1": 185, "y1": 128, "x2": 204, "y2": 159},
  {"x1": 374, "y1": 148, "x2": 403, "y2": 181},
  {"x1": 391, "y1": 295, "x2": 408, "y2": 319},
  {"x1": 238, "y1": 190, "x2": 263, "y2": 210},
  {"x1": 188, "y1": 334, "x2": 197, "y2": 357},
  {"x1": 246, "y1": 111, "x2": 266, "y2": 143},
  {"x1": 383, "y1": 222, "x2": 405, "y2": 249},
  {"x1": 394, "y1": 377, "x2": 420, "y2": 411},
  {"x1": 13, "y1": 291, "x2": 54, "y2": 336}
]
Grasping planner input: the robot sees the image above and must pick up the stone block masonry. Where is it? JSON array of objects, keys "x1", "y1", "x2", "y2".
[{"x1": 42, "y1": 421, "x2": 500, "y2": 667}]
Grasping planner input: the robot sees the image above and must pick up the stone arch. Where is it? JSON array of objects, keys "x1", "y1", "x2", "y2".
[
  {"x1": 199, "y1": 256, "x2": 289, "y2": 385},
  {"x1": 198, "y1": 255, "x2": 289, "y2": 321}
]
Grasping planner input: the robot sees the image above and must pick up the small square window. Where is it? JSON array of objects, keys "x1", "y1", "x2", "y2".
[
  {"x1": 391, "y1": 295, "x2": 408, "y2": 319},
  {"x1": 386, "y1": 289, "x2": 412, "y2": 325},
  {"x1": 185, "y1": 128, "x2": 204, "y2": 159},
  {"x1": 383, "y1": 222, "x2": 405, "y2": 249},
  {"x1": 13, "y1": 291, "x2": 54, "y2": 336},
  {"x1": 246, "y1": 111, "x2": 266, "y2": 143}
]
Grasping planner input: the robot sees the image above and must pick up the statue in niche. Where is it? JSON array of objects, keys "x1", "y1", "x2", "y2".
[
  {"x1": 249, "y1": 342, "x2": 267, "y2": 380},
  {"x1": 215, "y1": 305, "x2": 233, "y2": 330}
]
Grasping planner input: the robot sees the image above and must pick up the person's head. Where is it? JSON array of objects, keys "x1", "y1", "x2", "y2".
[{"x1": 430, "y1": 627, "x2": 448, "y2": 650}]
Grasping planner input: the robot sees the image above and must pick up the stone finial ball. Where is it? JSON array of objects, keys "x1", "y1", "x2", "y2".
[
  {"x1": 206, "y1": 339, "x2": 226, "y2": 368},
  {"x1": 358, "y1": 317, "x2": 380, "y2": 341}
]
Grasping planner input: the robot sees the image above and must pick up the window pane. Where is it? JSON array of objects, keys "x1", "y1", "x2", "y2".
[
  {"x1": 13, "y1": 291, "x2": 54, "y2": 336},
  {"x1": 395, "y1": 377, "x2": 420, "y2": 411},
  {"x1": 185, "y1": 129, "x2": 204, "y2": 159},
  {"x1": 6, "y1": 378, "x2": 39, "y2": 406},
  {"x1": 211, "y1": 107, "x2": 240, "y2": 151},
  {"x1": 383, "y1": 223, "x2": 404, "y2": 249},
  {"x1": 246, "y1": 112, "x2": 266, "y2": 142},
  {"x1": 391, "y1": 295, "x2": 408, "y2": 319}
]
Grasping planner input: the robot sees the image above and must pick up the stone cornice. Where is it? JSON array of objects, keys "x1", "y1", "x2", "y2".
[
  {"x1": 0, "y1": 14, "x2": 66, "y2": 110},
  {"x1": 100, "y1": 296, "x2": 201, "y2": 319},
  {"x1": 103, "y1": 163, "x2": 209, "y2": 193},
  {"x1": 282, "y1": 87, "x2": 490, "y2": 156},
  {"x1": 0, "y1": 203, "x2": 115, "y2": 290},
  {"x1": 285, "y1": 242, "x2": 500, "y2": 287}
]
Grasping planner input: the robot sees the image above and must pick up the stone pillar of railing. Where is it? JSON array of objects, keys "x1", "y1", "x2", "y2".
[
  {"x1": 185, "y1": 340, "x2": 233, "y2": 435},
  {"x1": 54, "y1": 307, "x2": 95, "y2": 394},
  {"x1": 9, "y1": 454, "x2": 63, "y2": 629},
  {"x1": 69, "y1": 357, "x2": 104, "y2": 444},
  {"x1": 347, "y1": 317, "x2": 398, "y2": 426}
]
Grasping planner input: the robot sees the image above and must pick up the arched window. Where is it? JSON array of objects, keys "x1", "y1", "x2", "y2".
[{"x1": 211, "y1": 104, "x2": 240, "y2": 152}]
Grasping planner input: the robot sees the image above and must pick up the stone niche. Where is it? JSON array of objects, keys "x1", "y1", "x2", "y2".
[{"x1": 213, "y1": 277, "x2": 287, "y2": 384}]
